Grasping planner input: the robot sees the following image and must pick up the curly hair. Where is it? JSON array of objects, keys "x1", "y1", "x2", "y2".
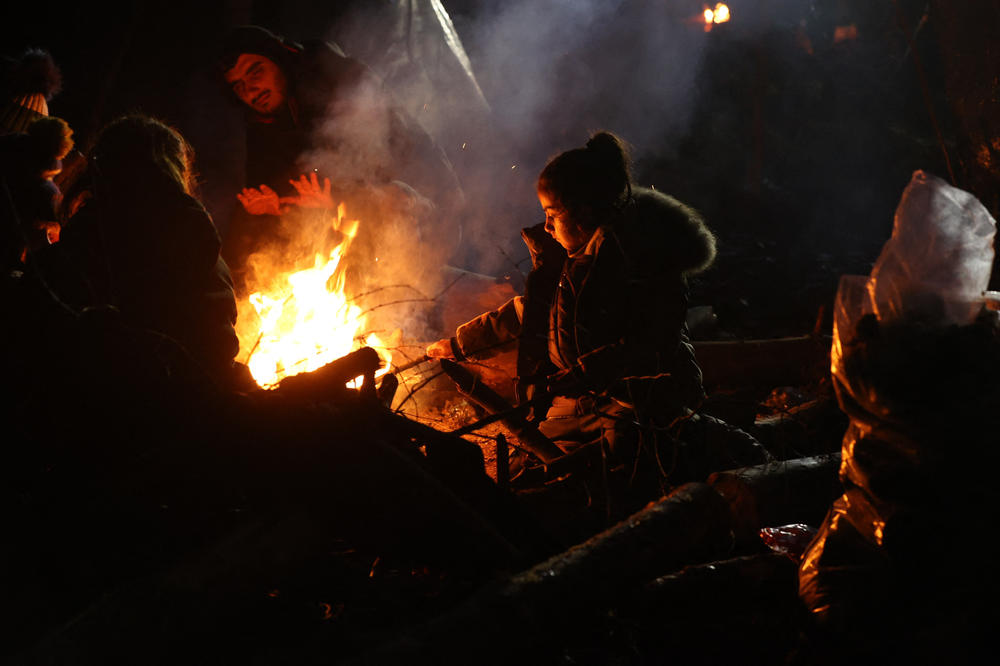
[{"x1": 26, "y1": 115, "x2": 73, "y2": 162}]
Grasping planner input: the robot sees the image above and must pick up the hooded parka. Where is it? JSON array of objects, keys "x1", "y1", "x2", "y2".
[{"x1": 452, "y1": 187, "x2": 716, "y2": 440}]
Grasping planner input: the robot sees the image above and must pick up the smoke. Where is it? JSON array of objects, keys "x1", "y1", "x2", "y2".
[
  {"x1": 284, "y1": 0, "x2": 906, "y2": 339},
  {"x1": 464, "y1": 0, "x2": 706, "y2": 159},
  {"x1": 322, "y1": 0, "x2": 727, "y2": 279}
]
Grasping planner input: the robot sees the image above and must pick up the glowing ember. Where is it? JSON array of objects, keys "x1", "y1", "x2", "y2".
[
  {"x1": 703, "y1": 3, "x2": 731, "y2": 31},
  {"x1": 236, "y1": 203, "x2": 393, "y2": 388}
]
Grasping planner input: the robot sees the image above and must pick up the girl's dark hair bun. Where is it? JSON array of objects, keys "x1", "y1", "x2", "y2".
[
  {"x1": 538, "y1": 130, "x2": 632, "y2": 225},
  {"x1": 585, "y1": 131, "x2": 623, "y2": 158}
]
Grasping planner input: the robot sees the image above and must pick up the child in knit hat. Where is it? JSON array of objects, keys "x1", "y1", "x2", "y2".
[
  {"x1": 0, "y1": 49, "x2": 62, "y2": 136},
  {"x1": 0, "y1": 115, "x2": 74, "y2": 267}
]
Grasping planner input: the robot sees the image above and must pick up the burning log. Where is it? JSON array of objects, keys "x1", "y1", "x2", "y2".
[
  {"x1": 232, "y1": 200, "x2": 400, "y2": 390},
  {"x1": 439, "y1": 358, "x2": 565, "y2": 464},
  {"x1": 274, "y1": 346, "x2": 381, "y2": 401},
  {"x1": 708, "y1": 454, "x2": 842, "y2": 546},
  {"x1": 335, "y1": 483, "x2": 733, "y2": 665}
]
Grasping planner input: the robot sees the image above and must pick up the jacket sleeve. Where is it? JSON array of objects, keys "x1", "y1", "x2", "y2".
[{"x1": 454, "y1": 295, "x2": 525, "y2": 360}]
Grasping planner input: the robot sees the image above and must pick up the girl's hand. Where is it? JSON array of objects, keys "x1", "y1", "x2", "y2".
[{"x1": 426, "y1": 338, "x2": 455, "y2": 359}]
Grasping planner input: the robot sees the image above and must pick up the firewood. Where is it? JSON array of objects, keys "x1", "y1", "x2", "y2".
[
  {"x1": 276, "y1": 347, "x2": 382, "y2": 400},
  {"x1": 619, "y1": 554, "x2": 802, "y2": 665},
  {"x1": 708, "y1": 454, "x2": 842, "y2": 546},
  {"x1": 695, "y1": 335, "x2": 831, "y2": 391},
  {"x1": 334, "y1": 483, "x2": 733, "y2": 665},
  {"x1": 439, "y1": 359, "x2": 565, "y2": 463}
]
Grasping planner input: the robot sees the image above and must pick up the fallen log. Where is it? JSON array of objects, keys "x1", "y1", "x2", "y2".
[
  {"x1": 708, "y1": 453, "x2": 842, "y2": 546},
  {"x1": 618, "y1": 554, "x2": 802, "y2": 665},
  {"x1": 330, "y1": 482, "x2": 733, "y2": 665},
  {"x1": 640, "y1": 552, "x2": 799, "y2": 605},
  {"x1": 751, "y1": 396, "x2": 847, "y2": 459},
  {"x1": 695, "y1": 335, "x2": 831, "y2": 392}
]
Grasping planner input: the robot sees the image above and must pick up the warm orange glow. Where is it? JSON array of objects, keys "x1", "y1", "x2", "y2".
[
  {"x1": 833, "y1": 24, "x2": 858, "y2": 44},
  {"x1": 704, "y1": 3, "x2": 731, "y2": 31},
  {"x1": 236, "y1": 202, "x2": 393, "y2": 388}
]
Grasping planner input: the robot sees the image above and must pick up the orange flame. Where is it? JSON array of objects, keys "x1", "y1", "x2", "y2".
[
  {"x1": 236, "y1": 202, "x2": 393, "y2": 388},
  {"x1": 703, "y1": 3, "x2": 731, "y2": 31}
]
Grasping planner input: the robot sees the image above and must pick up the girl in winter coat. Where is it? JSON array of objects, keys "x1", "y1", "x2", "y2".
[{"x1": 428, "y1": 132, "x2": 739, "y2": 499}]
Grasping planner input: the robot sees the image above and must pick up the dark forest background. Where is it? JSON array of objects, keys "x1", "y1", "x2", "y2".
[{"x1": 3, "y1": 0, "x2": 999, "y2": 338}]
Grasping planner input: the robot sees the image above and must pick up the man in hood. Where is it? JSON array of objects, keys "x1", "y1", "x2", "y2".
[{"x1": 218, "y1": 25, "x2": 463, "y2": 284}]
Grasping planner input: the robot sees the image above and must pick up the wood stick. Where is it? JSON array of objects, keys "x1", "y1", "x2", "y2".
[{"x1": 440, "y1": 359, "x2": 564, "y2": 463}]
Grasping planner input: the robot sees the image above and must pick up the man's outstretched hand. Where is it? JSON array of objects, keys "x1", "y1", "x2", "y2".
[
  {"x1": 237, "y1": 185, "x2": 286, "y2": 216},
  {"x1": 287, "y1": 172, "x2": 334, "y2": 210}
]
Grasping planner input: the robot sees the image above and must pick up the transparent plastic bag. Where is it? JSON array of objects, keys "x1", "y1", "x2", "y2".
[
  {"x1": 803, "y1": 172, "x2": 1000, "y2": 640},
  {"x1": 867, "y1": 170, "x2": 996, "y2": 327},
  {"x1": 759, "y1": 523, "x2": 818, "y2": 561},
  {"x1": 832, "y1": 171, "x2": 996, "y2": 397}
]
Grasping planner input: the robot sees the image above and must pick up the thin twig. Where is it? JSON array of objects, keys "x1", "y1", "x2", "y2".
[
  {"x1": 496, "y1": 244, "x2": 530, "y2": 279},
  {"x1": 349, "y1": 283, "x2": 428, "y2": 302},
  {"x1": 433, "y1": 270, "x2": 469, "y2": 300},
  {"x1": 393, "y1": 369, "x2": 445, "y2": 413},
  {"x1": 359, "y1": 296, "x2": 436, "y2": 317}
]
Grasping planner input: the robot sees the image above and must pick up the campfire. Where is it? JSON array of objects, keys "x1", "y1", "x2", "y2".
[{"x1": 234, "y1": 202, "x2": 395, "y2": 389}]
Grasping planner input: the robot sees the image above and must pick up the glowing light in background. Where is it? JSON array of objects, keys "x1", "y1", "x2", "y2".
[{"x1": 703, "y1": 3, "x2": 731, "y2": 31}]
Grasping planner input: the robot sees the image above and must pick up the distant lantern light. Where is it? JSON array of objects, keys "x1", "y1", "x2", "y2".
[{"x1": 703, "y1": 3, "x2": 731, "y2": 31}]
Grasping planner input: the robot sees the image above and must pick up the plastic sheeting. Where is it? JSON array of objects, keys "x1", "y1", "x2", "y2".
[
  {"x1": 799, "y1": 172, "x2": 1000, "y2": 655},
  {"x1": 332, "y1": 0, "x2": 494, "y2": 168}
]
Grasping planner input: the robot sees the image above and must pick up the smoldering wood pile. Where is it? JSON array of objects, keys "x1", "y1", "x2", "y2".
[{"x1": 2, "y1": 303, "x2": 848, "y2": 665}]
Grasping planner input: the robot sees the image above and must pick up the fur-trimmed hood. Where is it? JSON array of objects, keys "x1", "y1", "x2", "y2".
[
  {"x1": 625, "y1": 186, "x2": 716, "y2": 277},
  {"x1": 520, "y1": 186, "x2": 716, "y2": 278}
]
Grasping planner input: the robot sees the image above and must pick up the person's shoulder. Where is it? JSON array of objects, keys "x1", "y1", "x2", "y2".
[
  {"x1": 633, "y1": 187, "x2": 703, "y2": 223},
  {"x1": 299, "y1": 39, "x2": 373, "y2": 83},
  {"x1": 628, "y1": 187, "x2": 716, "y2": 275},
  {"x1": 176, "y1": 193, "x2": 221, "y2": 237},
  {"x1": 132, "y1": 190, "x2": 219, "y2": 246}
]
